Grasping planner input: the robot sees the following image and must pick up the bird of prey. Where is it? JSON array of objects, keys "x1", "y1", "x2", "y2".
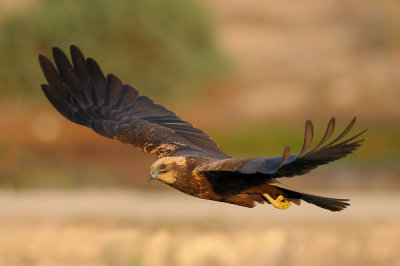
[{"x1": 39, "y1": 45, "x2": 366, "y2": 212}]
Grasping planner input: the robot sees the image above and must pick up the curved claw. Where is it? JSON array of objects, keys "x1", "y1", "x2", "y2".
[{"x1": 263, "y1": 194, "x2": 291, "y2": 210}]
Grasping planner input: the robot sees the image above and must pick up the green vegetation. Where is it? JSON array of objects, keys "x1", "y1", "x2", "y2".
[{"x1": 0, "y1": 0, "x2": 226, "y2": 99}]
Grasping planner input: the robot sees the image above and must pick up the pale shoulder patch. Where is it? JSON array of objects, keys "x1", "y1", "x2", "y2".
[{"x1": 152, "y1": 156, "x2": 186, "y2": 168}]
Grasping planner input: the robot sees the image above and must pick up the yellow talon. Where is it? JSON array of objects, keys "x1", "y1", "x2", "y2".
[{"x1": 263, "y1": 194, "x2": 291, "y2": 210}]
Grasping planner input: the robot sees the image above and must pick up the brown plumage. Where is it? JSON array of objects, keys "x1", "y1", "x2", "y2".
[{"x1": 39, "y1": 45, "x2": 366, "y2": 212}]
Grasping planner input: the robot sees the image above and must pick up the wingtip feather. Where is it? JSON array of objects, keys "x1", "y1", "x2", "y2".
[
  {"x1": 38, "y1": 53, "x2": 48, "y2": 63},
  {"x1": 299, "y1": 120, "x2": 313, "y2": 157},
  {"x1": 279, "y1": 145, "x2": 291, "y2": 167},
  {"x1": 326, "y1": 117, "x2": 358, "y2": 148},
  {"x1": 52, "y1": 46, "x2": 65, "y2": 58},
  {"x1": 70, "y1": 44, "x2": 80, "y2": 52},
  {"x1": 309, "y1": 117, "x2": 336, "y2": 153}
]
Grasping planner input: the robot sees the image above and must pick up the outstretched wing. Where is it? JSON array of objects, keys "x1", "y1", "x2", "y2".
[
  {"x1": 39, "y1": 45, "x2": 229, "y2": 159},
  {"x1": 198, "y1": 117, "x2": 366, "y2": 177}
]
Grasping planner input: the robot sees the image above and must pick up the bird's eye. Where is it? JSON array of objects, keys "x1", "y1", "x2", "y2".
[{"x1": 159, "y1": 164, "x2": 167, "y2": 171}]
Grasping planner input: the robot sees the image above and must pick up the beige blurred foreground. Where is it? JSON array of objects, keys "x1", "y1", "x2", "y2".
[{"x1": 0, "y1": 190, "x2": 399, "y2": 266}]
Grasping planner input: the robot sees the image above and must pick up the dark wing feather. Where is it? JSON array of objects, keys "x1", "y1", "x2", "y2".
[
  {"x1": 198, "y1": 118, "x2": 366, "y2": 177},
  {"x1": 39, "y1": 45, "x2": 229, "y2": 159}
]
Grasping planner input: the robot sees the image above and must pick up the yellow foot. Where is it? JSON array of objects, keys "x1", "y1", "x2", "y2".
[{"x1": 263, "y1": 194, "x2": 291, "y2": 210}]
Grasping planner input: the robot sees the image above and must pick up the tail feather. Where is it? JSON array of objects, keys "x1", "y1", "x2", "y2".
[
  {"x1": 271, "y1": 183, "x2": 350, "y2": 212},
  {"x1": 298, "y1": 193, "x2": 350, "y2": 211}
]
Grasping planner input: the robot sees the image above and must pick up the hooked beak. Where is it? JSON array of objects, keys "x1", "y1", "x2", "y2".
[{"x1": 148, "y1": 170, "x2": 158, "y2": 182}]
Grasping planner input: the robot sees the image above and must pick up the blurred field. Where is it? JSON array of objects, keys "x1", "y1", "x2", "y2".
[
  {"x1": 1, "y1": 190, "x2": 400, "y2": 266},
  {"x1": 1, "y1": 0, "x2": 400, "y2": 265}
]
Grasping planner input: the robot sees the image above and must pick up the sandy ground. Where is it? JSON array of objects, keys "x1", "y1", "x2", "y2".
[{"x1": 0, "y1": 190, "x2": 399, "y2": 266}]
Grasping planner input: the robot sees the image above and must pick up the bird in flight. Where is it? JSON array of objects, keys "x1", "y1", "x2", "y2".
[{"x1": 39, "y1": 45, "x2": 365, "y2": 212}]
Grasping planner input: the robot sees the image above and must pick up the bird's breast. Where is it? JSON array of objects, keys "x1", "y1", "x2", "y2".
[{"x1": 170, "y1": 156, "x2": 221, "y2": 201}]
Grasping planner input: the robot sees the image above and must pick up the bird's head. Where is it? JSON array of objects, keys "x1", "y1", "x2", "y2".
[{"x1": 148, "y1": 156, "x2": 187, "y2": 184}]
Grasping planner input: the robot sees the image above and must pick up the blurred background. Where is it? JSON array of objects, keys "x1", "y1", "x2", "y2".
[{"x1": 0, "y1": 0, "x2": 399, "y2": 265}]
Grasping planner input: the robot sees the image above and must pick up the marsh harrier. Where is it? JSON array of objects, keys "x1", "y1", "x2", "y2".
[{"x1": 39, "y1": 45, "x2": 365, "y2": 211}]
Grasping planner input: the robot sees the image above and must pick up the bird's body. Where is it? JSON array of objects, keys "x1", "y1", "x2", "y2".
[
  {"x1": 149, "y1": 155, "x2": 269, "y2": 207},
  {"x1": 39, "y1": 45, "x2": 366, "y2": 212}
]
